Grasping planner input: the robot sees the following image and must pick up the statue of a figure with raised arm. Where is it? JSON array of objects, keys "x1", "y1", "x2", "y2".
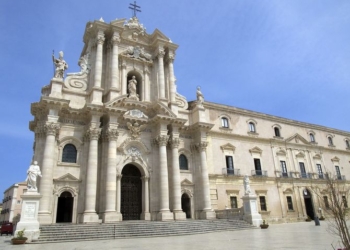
[
  {"x1": 52, "y1": 51, "x2": 68, "y2": 78},
  {"x1": 26, "y1": 161, "x2": 42, "y2": 192}
]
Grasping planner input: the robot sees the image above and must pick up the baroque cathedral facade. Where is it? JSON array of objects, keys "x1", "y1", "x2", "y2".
[{"x1": 30, "y1": 16, "x2": 350, "y2": 224}]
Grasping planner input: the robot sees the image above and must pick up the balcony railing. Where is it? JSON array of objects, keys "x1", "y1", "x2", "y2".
[
  {"x1": 280, "y1": 172, "x2": 293, "y2": 178},
  {"x1": 336, "y1": 175, "x2": 346, "y2": 181},
  {"x1": 300, "y1": 172, "x2": 313, "y2": 179},
  {"x1": 318, "y1": 173, "x2": 329, "y2": 179},
  {"x1": 222, "y1": 168, "x2": 240, "y2": 176},
  {"x1": 251, "y1": 170, "x2": 268, "y2": 177}
]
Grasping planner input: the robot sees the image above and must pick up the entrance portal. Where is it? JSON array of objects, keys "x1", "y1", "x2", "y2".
[
  {"x1": 303, "y1": 189, "x2": 315, "y2": 219},
  {"x1": 181, "y1": 193, "x2": 191, "y2": 219},
  {"x1": 121, "y1": 164, "x2": 142, "y2": 220},
  {"x1": 56, "y1": 191, "x2": 73, "y2": 223}
]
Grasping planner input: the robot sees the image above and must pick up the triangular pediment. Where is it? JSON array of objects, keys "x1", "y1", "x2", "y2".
[
  {"x1": 249, "y1": 146, "x2": 262, "y2": 154},
  {"x1": 150, "y1": 29, "x2": 171, "y2": 42},
  {"x1": 54, "y1": 173, "x2": 79, "y2": 182},
  {"x1": 181, "y1": 178, "x2": 194, "y2": 186},
  {"x1": 331, "y1": 156, "x2": 340, "y2": 162},
  {"x1": 285, "y1": 133, "x2": 309, "y2": 145},
  {"x1": 220, "y1": 143, "x2": 236, "y2": 152}
]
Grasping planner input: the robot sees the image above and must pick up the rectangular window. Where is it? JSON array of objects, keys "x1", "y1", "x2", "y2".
[
  {"x1": 286, "y1": 196, "x2": 293, "y2": 210},
  {"x1": 254, "y1": 158, "x2": 262, "y2": 175},
  {"x1": 323, "y1": 196, "x2": 330, "y2": 209},
  {"x1": 335, "y1": 166, "x2": 342, "y2": 180},
  {"x1": 226, "y1": 156, "x2": 234, "y2": 175},
  {"x1": 317, "y1": 164, "x2": 323, "y2": 179},
  {"x1": 343, "y1": 196, "x2": 348, "y2": 208},
  {"x1": 299, "y1": 162, "x2": 307, "y2": 178},
  {"x1": 259, "y1": 196, "x2": 267, "y2": 211},
  {"x1": 281, "y1": 161, "x2": 288, "y2": 177},
  {"x1": 230, "y1": 196, "x2": 238, "y2": 209}
]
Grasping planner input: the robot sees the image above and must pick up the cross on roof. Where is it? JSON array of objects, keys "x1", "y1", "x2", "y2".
[{"x1": 129, "y1": 1, "x2": 141, "y2": 17}]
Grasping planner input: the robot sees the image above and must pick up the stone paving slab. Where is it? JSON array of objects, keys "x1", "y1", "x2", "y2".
[{"x1": 0, "y1": 222, "x2": 342, "y2": 250}]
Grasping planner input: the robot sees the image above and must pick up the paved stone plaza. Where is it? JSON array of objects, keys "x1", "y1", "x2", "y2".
[{"x1": 0, "y1": 222, "x2": 343, "y2": 250}]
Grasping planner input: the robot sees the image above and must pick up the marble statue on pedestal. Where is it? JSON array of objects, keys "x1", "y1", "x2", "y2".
[
  {"x1": 244, "y1": 175, "x2": 251, "y2": 195},
  {"x1": 52, "y1": 51, "x2": 68, "y2": 78},
  {"x1": 26, "y1": 161, "x2": 42, "y2": 191},
  {"x1": 128, "y1": 76, "x2": 139, "y2": 100}
]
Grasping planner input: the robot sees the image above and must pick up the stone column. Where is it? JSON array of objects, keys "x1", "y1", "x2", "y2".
[
  {"x1": 108, "y1": 32, "x2": 120, "y2": 100},
  {"x1": 81, "y1": 127, "x2": 101, "y2": 223},
  {"x1": 196, "y1": 142, "x2": 216, "y2": 219},
  {"x1": 91, "y1": 30, "x2": 105, "y2": 105},
  {"x1": 102, "y1": 128, "x2": 121, "y2": 222},
  {"x1": 144, "y1": 66, "x2": 150, "y2": 102},
  {"x1": 121, "y1": 62, "x2": 127, "y2": 95},
  {"x1": 155, "y1": 135, "x2": 173, "y2": 221},
  {"x1": 168, "y1": 51, "x2": 176, "y2": 103},
  {"x1": 116, "y1": 174, "x2": 122, "y2": 214},
  {"x1": 141, "y1": 176, "x2": 151, "y2": 220},
  {"x1": 38, "y1": 122, "x2": 60, "y2": 224},
  {"x1": 157, "y1": 47, "x2": 166, "y2": 100},
  {"x1": 169, "y1": 136, "x2": 186, "y2": 220}
]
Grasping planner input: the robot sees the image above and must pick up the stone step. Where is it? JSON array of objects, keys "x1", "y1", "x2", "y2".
[{"x1": 34, "y1": 219, "x2": 255, "y2": 243}]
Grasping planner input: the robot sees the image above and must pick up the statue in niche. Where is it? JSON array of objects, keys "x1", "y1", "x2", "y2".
[
  {"x1": 127, "y1": 122, "x2": 146, "y2": 139},
  {"x1": 196, "y1": 86, "x2": 204, "y2": 106},
  {"x1": 26, "y1": 161, "x2": 42, "y2": 192},
  {"x1": 52, "y1": 51, "x2": 68, "y2": 78},
  {"x1": 244, "y1": 175, "x2": 251, "y2": 195},
  {"x1": 128, "y1": 76, "x2": 139, "y2": 100}
]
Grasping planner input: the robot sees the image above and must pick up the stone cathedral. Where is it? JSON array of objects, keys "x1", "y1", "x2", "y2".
[{"x1": 30, "y1": 16, "x2": 350, "y2": 225}]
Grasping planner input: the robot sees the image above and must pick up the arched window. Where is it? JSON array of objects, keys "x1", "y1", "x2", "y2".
[
  {"x1": 310, "y1": 133, "x2": 315, "y2": 142},
  {"x1": 179, "y1": 154, "x2": 188, "y2": 170},
  {"x1": 346, "y1": 140, "x2": 350, "y2": 149},
  {"x1": 328, "y1": 136, "x2": 333, "y2": 146},
  {"x1": 274, "y1": 127, "x2": 280, "y2": 137},
  {"x1": 249, "y1": 122, "x2": 256, "y2": 133},
  {"x1": 221, "y1": 117, "x2": 229, "y2": 128},
  {"x1": 62, "y1": 144, "x2": 77, "y2": 163}
]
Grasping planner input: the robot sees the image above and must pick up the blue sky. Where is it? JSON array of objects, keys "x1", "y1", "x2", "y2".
[{"x1": 0, "y1": 0, "x2": 350, "y2": 194}]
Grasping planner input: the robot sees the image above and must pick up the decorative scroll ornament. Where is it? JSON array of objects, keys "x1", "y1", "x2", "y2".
[
  {"x1": 127, "y1": 122, "x2": 146, "y2": 139},
  {"x1": 124, "y1": 16, "x2": 146, "y2": 35},
  {"x1": 175, "y1": 93, "x2": 188, "y2": 109},
  {"x1": 123, "y1": 46, "x2": 152, "y2": 62},
  {"x1": 124, "y1": 109, "x2": 148, "y2": 119},
  {"x1": 63, "y1": 53, "x2": 90, "y2": 92},
  {"x1": 124, "y1": 146, "x2": 147, "y2": 167}
]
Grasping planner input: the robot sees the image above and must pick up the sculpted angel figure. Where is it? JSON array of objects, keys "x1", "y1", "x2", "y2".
[
  {"x1": 26, "y1": 161, "x2": 42, "y2": 191},
  {"x1": 127, "y1": 122, "x2": 146, "y2": 139},
  {"x1": 128, "y1": 76, "x2": 139, "y2": 100},
  {"x1": 52, "y1": 51, "x2": 68, "y2": 78}
]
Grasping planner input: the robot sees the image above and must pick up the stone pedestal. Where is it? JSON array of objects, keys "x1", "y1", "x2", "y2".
[
  {"x1": 49, "y1": 78, "x2": 63, "y2": 98},
  {"x1": 242, "y1": 194, "x2": 262, "y2": 227},
  {"x1": 157, "y1": 211, "x2": 174, "y2": 221},
  {"x1": 15, "y1": 191, "x2": 42, "y2": 242},
  {"x1": 199, "y1": 210, "x2": 216, "y2": 220},
  {"x1": 173, "y1": 210, "x2": 187, "y2": 220},
  {"x1": 102, "y1": 212, "x2": 122, "y2": 222},
  {"x1": 81, "y1": 212, "x2": 100, "y2": 223},
  {"x1": 141, "y1": 212, "x2": 151, "y2": 221}
]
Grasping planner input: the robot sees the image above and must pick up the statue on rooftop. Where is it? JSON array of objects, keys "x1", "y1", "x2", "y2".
[
  {"x1": 26, "y1": 161, "x2": 42, "y2": 192},
  {"x1": 52, "y1": 51, "x2": 68, "y2": 79},
  {"x1": 196, "y1": 87, "x2": 204, "y2": 106}
]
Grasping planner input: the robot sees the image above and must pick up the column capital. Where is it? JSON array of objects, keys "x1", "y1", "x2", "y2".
[
  {"x1": 154, "y1": 135, "x2": 169, "y2": 147},
  {"x1": 167, "y1": 51, "x2": 175, "y2": 63},
  {"x1": 103, "y1": 128, "x2": 119, "y2": 141},
  {"x1": 44, "y1": 123, "x2": 60, "y2": 136},
  {"x1": 111, "y1": 32, "x2": 121, "y2": 45},
  {"x1": 85, "y1": 127, "x2": 101, "y2": 141},
  {"x1": 157, "y1": 48, "x2": 165, "y2": 58},
  {"x1": 194, "y1": 141, "x2": 208, "y2": 152},
  {"x1": 169, "y1": 136, "x2": 180, "y2": 149}
]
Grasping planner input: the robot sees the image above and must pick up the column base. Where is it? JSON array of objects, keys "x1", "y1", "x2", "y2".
[
  {"x1": 81, "y1": 212, "x2": 100, "y2": 223},
  {"x1": 173, "y1": 210, "x2": 187, "y2": 220},
  {"x1": 38, "y1": 212, "x2": 53, "y2": 225},
  {"x1": 141, "y1": 212, "x2": 151, "y2": 221},
  {"x1": 90, "y1": 87, "x2": 103, "y2": 105},
  {"x1": 102, "y1": 211, "x2": 122, "y2": 223},
  {"x1": 199, "y1": 210, "x2": 216, "y2": 220},
  {"x1": 157, "y1": 211, "x2": 174, "y2": 221}
]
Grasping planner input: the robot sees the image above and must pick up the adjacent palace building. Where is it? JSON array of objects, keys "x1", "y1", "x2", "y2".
[{"x1": 30, "y1": 16, "x2": 350, "y2": 225}]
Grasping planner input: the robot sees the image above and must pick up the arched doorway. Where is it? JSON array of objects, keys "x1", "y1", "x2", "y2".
[
  {"x1": 181, "y1": 193, "x2": 191, "y2": 219},
  {"x1": 56, "y1": 191, "x2": 73, "y2": 223},
  {"x1": 121, "y1": 164, "x2": 142, "y2": 220},
  {"x1": 303, "y1": 189, "x2": 315, "y2": 219}
]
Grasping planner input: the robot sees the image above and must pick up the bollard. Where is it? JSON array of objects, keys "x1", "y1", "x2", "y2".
[{"x1": 314, "y1": 216, "x2": 320, "y2": 226}]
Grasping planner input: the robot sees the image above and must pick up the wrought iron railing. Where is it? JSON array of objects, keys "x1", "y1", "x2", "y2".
[
  {"x1": 336, "y1": 175, "x2": 346, "y2": 181},
  {"x1": 300, "y1": 172, "x2": 313, "y2": 179},
  {"x1": 318, "y1": 173, "x2": 329, "y2": 179},
  {"x1": 251, "y1": 170, "x2": 268, "y2": 177},
  {"x1": 280, "y1": 172, "x2": 293, "y2": 178},
  {"x1": 222, "y1": 168, "x2": 240, "y2": 176}
]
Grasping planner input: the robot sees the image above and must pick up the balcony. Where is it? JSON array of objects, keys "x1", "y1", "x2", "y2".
[
  {"x1": 318, "y1": 173, "x2": 329, "y2": 179},
  {"x1": 251, "y1": 170, "x2": 268, "y2": 177},
  {"x1": 300, "y1": 172, "x2": 313, "y2": 179},
  {"x1": 222, "y1": 168, "x2": 240, "y2": 176},
  {"x1": 336, "y1": 175, "x2": 346, "y2": 181},
  {"x1": 280, "y1": 172, "x2": 293, "y2": 178}
]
